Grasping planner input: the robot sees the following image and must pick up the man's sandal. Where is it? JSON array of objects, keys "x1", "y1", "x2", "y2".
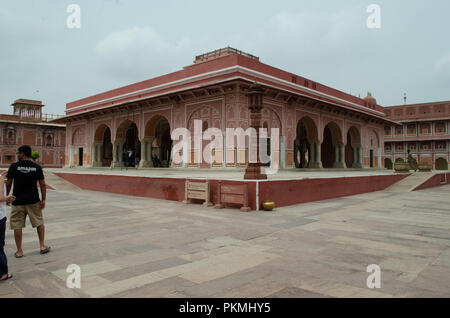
[
  {"x1": 0, "y1": 274, "x2": 13, "y2": 281},
  {"x1": 14, "y1": 252, "x2": 23, "y2": 258},
  {"x1": 40, "y1": 246, "x2": 51, "y2": 254}
]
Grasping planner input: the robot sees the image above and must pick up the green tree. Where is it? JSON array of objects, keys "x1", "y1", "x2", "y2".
[
  {"x1": 31, "y1": 151, "x2": 40, "y2": 161},
  {"x1": 407, "y1": 150, "x2": 417, "y2": 172}
]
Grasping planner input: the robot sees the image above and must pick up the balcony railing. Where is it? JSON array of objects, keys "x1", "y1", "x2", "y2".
[{"x1": 42, "y1": 113, "x2": 64, "y2": 122}]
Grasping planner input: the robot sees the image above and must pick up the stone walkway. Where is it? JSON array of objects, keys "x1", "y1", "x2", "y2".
[{"x1": 1, "y1": 185, "x2": 450, "y2": 298}]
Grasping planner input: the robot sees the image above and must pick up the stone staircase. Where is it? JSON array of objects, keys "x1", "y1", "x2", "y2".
[
  {"x1": 44, "y1": 172, "x2": 81, "y2": 191},
  {"x1": 384, "y1": 172, "x2": 434, "y2": 193}
]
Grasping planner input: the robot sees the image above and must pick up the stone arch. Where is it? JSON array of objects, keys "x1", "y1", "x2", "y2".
[
  {"x1": 384, "y1": 158, "x2": 393, "y2": 170},
  {"x1": 261, "y1": 105, "x2": 282, "y2": 135},
  {"x1": 395, "y1": 158, "x2": 404, "y2": 163},
  {"x1": 187, "y1": 105, "x2": 222, "y2": 132},
  {"x1": 145, "y1": 115, "x2": 166, "y2": 138},
  {"x1": 7, "y1": 130, "x2": 14, "y2": 141},
  {"x1": 294, "y1": 116, "x2": 319, "y2": 168},
  {"x1": 435, "y1": 157, "x2": 448, "y2": 170},
  {"x1": 72, "y1": 128, "x2": 84, "y2": 146},
  {"x1": 93, "y1": 124, "x2": 113, "y2": 167},
  {"x1": 368, "y1": 129, "x2": 381, "y2": 168},
  {"x1": 321, "y1": 121, "x2": 345, "y2": 168},
  {"x1": 345, "y1": 126, "x2": 362, "y2": 168},
  {"x1": 370, "y1": 130, "x2": 380, "y2": 148},
  {"x1": 187, "y1": 105, "x2": 221, "y2": 167},
  {"x1": 45, "y1": 135, "x2": 53, "y2": 147},
  {"x1": 142, "y1": 115, "x2": 171, "y2": 168},
  {"x1": 260, "y1": 106, "x2": 282, "y2": 168},
  {"x1": 71, "y1": 128, "x2": 85, "y2": 166},
  {"x1": 94, "y1": 124, "x2": 111, "y2": 142},
  {"x1": 113, "y1": 120, "x2": 140, "y2": 168}
]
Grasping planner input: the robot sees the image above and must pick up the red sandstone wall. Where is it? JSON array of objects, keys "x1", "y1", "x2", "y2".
[
  {"x1": 54, "y1": 173, "x2": 413, "y2": 211},
  {"x1": 258, "y1": 174, "x2": 410, "y2": 208},
  {"x1": 54, "y1": 173, "x2": 186, "y2": 202},
  {"x1": 413, "y1": 173, "x2": 450, "y2": 191}
]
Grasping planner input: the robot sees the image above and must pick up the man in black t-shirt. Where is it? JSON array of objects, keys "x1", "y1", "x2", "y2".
[{"x1": 5, "y1": 145, "x2": 50, "y2": 258}]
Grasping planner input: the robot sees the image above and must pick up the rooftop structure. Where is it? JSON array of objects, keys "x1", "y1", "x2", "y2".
[{"x1": 63, "y1": 47, "x2": 389, "y2": 122}]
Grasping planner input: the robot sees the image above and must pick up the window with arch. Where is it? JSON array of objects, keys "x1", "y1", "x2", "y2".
[
  {"x1": 6, "y1": 127, "x2": 16, "y2": 145},
  {"x1": 46, "y1": 135, "x2": 53, "y2": 147}
]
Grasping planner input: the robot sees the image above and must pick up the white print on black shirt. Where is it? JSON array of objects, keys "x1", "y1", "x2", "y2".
[{"x1": 17, "y1": 166, "x2": 37, "y2": 173}]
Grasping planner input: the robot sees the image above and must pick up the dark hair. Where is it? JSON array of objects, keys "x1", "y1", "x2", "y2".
[{"x1": 18, "y1": 145, "x2": 32, "y2": 157}]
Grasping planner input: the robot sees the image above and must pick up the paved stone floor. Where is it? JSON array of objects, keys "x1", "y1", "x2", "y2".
[{"x1": 1, "y1": 184, "x2": 450, "y2": 298}]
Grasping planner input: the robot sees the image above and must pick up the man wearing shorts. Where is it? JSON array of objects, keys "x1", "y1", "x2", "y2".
[{"x1": 5, "y1": 145, "x2": 50, "y2": 258}]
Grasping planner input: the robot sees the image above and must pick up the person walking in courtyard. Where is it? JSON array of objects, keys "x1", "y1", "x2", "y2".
[
  {"x1": 127, "y1": 150, "x2": 133, "y2": 169},
  {"x1": 5, "y1": 145, "x2": 50, "y2": 258},
  {"x1": 135, "y1": 154, "x2": 140, "y2": 169},
  {"x1": 0, "y1": 172, "x2": 15, "y2": 281}
]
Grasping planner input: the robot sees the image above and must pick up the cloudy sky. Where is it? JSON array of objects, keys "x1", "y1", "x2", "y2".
[{"x1": 1, "y1": 0, "x2": 449, "y2": 115}]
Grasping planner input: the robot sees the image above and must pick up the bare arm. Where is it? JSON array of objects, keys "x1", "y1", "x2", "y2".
[
  {"x1": 5, "y1": 179, "x2": 12, "y2": 196},
  {"x1": 39, "y1": 179, "x2": 46, "y2": 210},
  {"x1": 4, "y1": 179, "x2": 14, "y2": 206},
  {"x1": 0, "y1": 195, "x2": 15, "y2": 203}
]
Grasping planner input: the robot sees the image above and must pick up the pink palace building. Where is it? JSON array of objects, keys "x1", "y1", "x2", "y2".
[
  {"x1": 384, "y1": 100, "x2": 450, "y2": 170},
  {"x1": 59, "y1": 47, "x2": 396, "y2": 170},
  {"x1": 1, "y1": 99, "x2": 65, "y2": 168}
]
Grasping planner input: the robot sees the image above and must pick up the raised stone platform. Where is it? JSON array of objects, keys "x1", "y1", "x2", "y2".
[{"x1": 43, "y1": 168, "x2": 417, "y2": 211}]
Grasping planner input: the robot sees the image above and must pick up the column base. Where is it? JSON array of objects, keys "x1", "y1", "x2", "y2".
[
  {"x1": 139, "y1": 160, "x2": 151, "y2": 168},
  {"x1": 333, "y1": 162, "x2": 346, "y2": 169},
  {"x1": 352, "y1": 163, "x2": 363, "y2": 168},
  {"x1": 111, "y1": 161, "x2": 122, "y2": 168},
  {"x1": 309, "y1": 161, "x2": 323, "y2": 169}
]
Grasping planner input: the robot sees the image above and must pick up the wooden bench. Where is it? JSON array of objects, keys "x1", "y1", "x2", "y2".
[
  {"x1": 183, "y1": 179, "x2": 213, "y2": 206},
  {"x1": 215, "y1": 181, "x2": 251, "y2": 212}
]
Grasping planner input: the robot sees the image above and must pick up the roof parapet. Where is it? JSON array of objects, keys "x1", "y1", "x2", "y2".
[{"x1": 194, "y1": 47, "x2": 259, "y2": 64}]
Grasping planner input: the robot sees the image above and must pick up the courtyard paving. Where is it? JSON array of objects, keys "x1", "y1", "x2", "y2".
[{"x1": 1, "y1": 184, "x2": 450, "y2": 298}]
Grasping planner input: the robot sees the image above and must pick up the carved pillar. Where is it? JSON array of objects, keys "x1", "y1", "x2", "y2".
[
  {"x1": 352, "y1": 145, "x2": 363, "y2": 168},
  {"x1": 309, "y1": 141, "x2": 323, "y2": 168},
  {"x1": 140, "y1": 139, "x2": 148, "y2": 168},
  {"x1": 111, "y1": 142, "x2": 118, "y2": 168},
  {"x1": 309, "y1": 141, "x2": 315, "y2": 168},
  {"x1": 118, "y1": 141, "x2": 124, "y2": 166},
  {"x1": 359, "y1": 146, "x2": 364, "y2": 168},
  {"x1": 333, "y1": 143, "x2": 346, "y2": 168},
  {"x1": 293, "y1": 138, "x2": 300, "y2": 168},
  {"x1": 244, "y1": 83, "x2": 267, "y2": 180},
  {"x1": 333, "y1": 144, "x2": 339, "y2": 168},
  {"x1": 92, "y1": 142, "x2": 100, "y2": 167},
  {"x1": 339, "y1": 143, "x2": 346, "y2": 168},
  {"x1": 139, "y1": 137, "x2": 154, "y2": 168},
  {"x1": 112, "y1": 140, "x2": 124, "y2": 168}
]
